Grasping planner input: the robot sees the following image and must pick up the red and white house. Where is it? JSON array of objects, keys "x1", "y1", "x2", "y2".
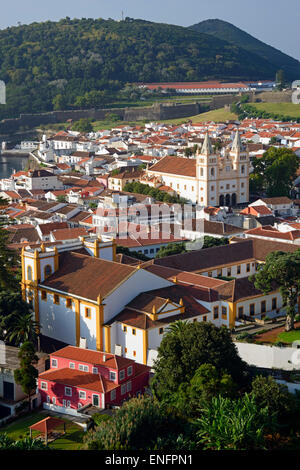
[{"x1": 38, "y1": 346, "x2": 150, "y2": 416}]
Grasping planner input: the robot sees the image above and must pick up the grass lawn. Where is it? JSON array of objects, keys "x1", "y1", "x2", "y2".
[
  {"x1": 250, "y1": 102, "x2": 300, "y2": 118},
  {"x1": 0, "y1": 410, "x2": 84, "y2": 450},
  {"x1": 278, "y1": 328, "x2": 300, "y2": 344}
]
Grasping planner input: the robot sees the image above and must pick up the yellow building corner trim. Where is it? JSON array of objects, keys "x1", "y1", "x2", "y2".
[
  {"x1": 96, "y1": 295, "x2": 104, "y2": 351},
  {"x1": 228, "y1": 302, "x2": 236, "y2": 329},
  {"x1": 104, "y1": 326, "x2": 111, "y2": 353},
  {"x1": 143, "y1": 330, "x2": 148, "y2": 365},
  {"x1": 74, "y1": 299, "x2": 80, "y2": 347}
]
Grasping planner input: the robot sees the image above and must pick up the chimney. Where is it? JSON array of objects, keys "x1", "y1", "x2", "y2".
[{"x1": 102, "y1": 354, "x2": 106, "y2": 362}]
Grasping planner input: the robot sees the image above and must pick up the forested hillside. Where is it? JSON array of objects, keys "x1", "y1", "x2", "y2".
[
  {"x1": 190, "y1": 19, "x2": 300, "y2": 80},
  {"x1": 0, "y1": 17, "x2": 279, "y2": 119}
]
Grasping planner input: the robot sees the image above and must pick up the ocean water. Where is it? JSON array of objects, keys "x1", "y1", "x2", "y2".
[{"x1": 0, "y1": 155, "x2": 28, "y2": 179}]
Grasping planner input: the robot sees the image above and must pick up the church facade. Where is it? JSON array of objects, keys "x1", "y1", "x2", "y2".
[{"x1": 146, "y1": 131, "x2": 249, "y2": 207}]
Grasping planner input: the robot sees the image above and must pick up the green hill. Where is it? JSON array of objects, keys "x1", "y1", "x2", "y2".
[
  {"x1": 189, "y1": 19, "x2": 300, "y2": 80},
  {"x1": 0, "y1": 17, "x2": 278, "y2": 120}
]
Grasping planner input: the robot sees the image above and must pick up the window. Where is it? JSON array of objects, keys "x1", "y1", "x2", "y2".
[
  {"x1": 159, "y1": 327, "x2": 164, "y2": 335},
  {"x1": 272, "y1": 298, "x2": 277, "y2": 310},
  {"x1": 92, "y1": 367, "x2": 98, "y2": 374},
  {"x1": 110, "y1": 389, "x2": 116, "y2": 401},
  {"x1": 261, "y1": 301, "x2": 266, "y2": 314},
  {"x1": 241, "y1": 165, "x2": 245, "y2": 174},
  {"x1": 27, "y1": 266, "x2": 33, "y2": 281},
  {"x1": 54, "y1": 294, "x2": 60, "y2": 305},
  {"x1": 250, "y1": 304, "x2": 255, "y2": 316},
  {"x1": 121, "y1": 384, "x2": 126, "y2": 395},
  {"x1": 132, "y1": 328, "x2": 136, "y2": 335},
  {"x1": 51, "y1": 358, "x2": 58, "y2": 368},
  {"x1": 238, "y1": 306, "x2": 244, "y2": 317},
  {"x1": 213, "y1": 306, "x2": 219, "y2": 319},
  {"x1": 52, "y1": 397, "x2": 56, "y2": 405},
  {"x1": 66, "y1": 298, "x2": 72, "y2": 308},
  {"x1": 184, "y1": 185, "x2": 187, "y2": 190},
  {"x1": 41, "y1": 290, "x2": 47, "y2": 301},
  {"x1": 109, "y1": 371, "x2": 116, "y2": 381},
  {"x1": 124, "y1": 348, "x2": 128, "y2": 353},
  {"x1": 85, "y1": 307, "x2": 91, "y2": 319},
  {"x1": 133, "y1": 351, "x2": 136, "y2": 357},
  {"x1": 65, "y1": 387, "x2": 72, "y2": 397},
  {"x1": 237, "y1": 265, "x2": 241, "y2": 275},
  {"x1": 192, "y1": 186, "x2": 194, "y2": 192},
  {"x1": 41, "y1": 381, "x2": 47, "y2": 391},
  {"x1": 79, "y1": 391, "x2": 86, "y2": 400},
  {"x1": 78, "y1": 403, "x2": 82, "y2": 409},
  {"x1": 222, "y1": 306, "x2": 227, "y2": 317},
  {"x1": 227, "y1": 268, "x2": 231, "y2": 277},
  {"x1": 211, "y1": 168, "x2": 214, "y2": 176},
  {"x1": 119, "y1": 370, "x2": 125, "y2": 381},
  {"x1": 123, "y1": 325, "x2": 127, "y2": 332},
  {"x1": 127, "y1": 381, "x2": 132, "y2": 392},
  {"x1": 79, "y1": 364, "x2": 89, "y2": 372},
  {"x1": 193, "y1": 318, "x2": 197, "y2": 322},
  {"x1": 127, "y1": 366, "x2": 133, "y2": 376},
  {"x1": 67, "y1": 401, "x2": 71, "y2": 408},
  {"x1": 47, "y1": 396, "x2": 50, "y2": 403},
  {"x1": 200, "y1": 168, "x2": 204, "y2": 176},
  {"x1": 217, "y1": 268, "x2": 222, "y2": 276},
  {"x1": 246, "y1": 263, "x2": 250, "y2": 273},
  {"x1": 203, "y1": 316, "x2": 207, "y2": 322},
  {"x1": 208, "y1": 271, "x2": 212, "y2": 277},
  {"x1": 177, "y1": 184, "x2": 179, "y2": 189},
  {"x1": 69, "y1": 362, "x2": 75, "y2": 369},
  {"x1": 63, "y1": 399, "x2": 66, "y2": 407},
  {"x1": 44, "y1": 265, "x2": 52, "y2": 278}
]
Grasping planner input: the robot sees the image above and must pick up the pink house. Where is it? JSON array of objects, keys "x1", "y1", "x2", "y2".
[{"x1": 38, "y1": 346, "x2": 150, "y2": 415}]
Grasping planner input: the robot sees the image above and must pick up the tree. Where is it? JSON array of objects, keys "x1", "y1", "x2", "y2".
[
  {"x1": 196, "y1": 394, "x2": 274, "y2": 450},
  {"x1": 5, "y1": 311, "x2": 40, "y2": 346},
  {"x1": 83, "y1": 396, "x2": 194, "y2": 450},
  {"x1": 0, "y1": 292, "x2": 38, "y2": 346},
  {"x1": 155, "y1": 242, "x2": 187, "y2": 258},
  {"x1": 0, "y1": 228, "x2": 19, "y2": 291},
  {"x1": 52, "y1": 93, "x2": 67, "y2": 111},
  {"x1": 14, "y1": 342, "x2": 39, "y2": 411},
  {"x1": 251, "y1": 375, "x2": 298, "y2": 423},
  {"x1": 72, "y1": 118, "x2": 93, "y2": 133},
  {"x1": 250, "y1": 147, "x2": 300, "y2": 197},
  {"x1": 252, "y1": 250, "x2": 300, "y2": 331},
  {"x1": 276, "y1": 69, "x2": 285, "y2": 90},
  {"x1": 174, "y1": 363, "x2": 236, "y2": 417},
  {"x1": 0, "y1": 433, "x2": 48, "y2": 450},
  {"x1": 151, "y1": 322, "x2": 251, "y2": 403},
  {"x1": 202, "y1": 236, "x2": 229, "y2": 249},
  {"x1": 56, "y1": 195, "x2": 66, "y2": 203}
]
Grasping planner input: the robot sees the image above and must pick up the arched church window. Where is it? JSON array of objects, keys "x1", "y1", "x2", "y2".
[
  {"x1": 27, "y1": 266, "x2": 33, "y2": 281},
  {"x1": 44, "y1": 265, "x2": 52, "y2": 278},
  {"x1": 211, "y1": 168, "x2": 214, "y2": 176}
]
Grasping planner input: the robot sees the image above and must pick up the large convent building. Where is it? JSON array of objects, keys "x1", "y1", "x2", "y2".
[{"x1": 145, "y1": 131, "x2": 249, "y2": 207}]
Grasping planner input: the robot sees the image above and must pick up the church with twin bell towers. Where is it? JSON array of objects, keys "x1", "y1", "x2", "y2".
[{"x1": 146, "y1": 130, "x2": 250, "y2": 207}]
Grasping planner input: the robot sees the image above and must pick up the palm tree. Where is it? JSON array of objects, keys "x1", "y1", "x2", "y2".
[
  {"x1": 5, "y1": 312, "x2": 40, "y2": 346},
  {"x1": 166, "y1": 320, "x2": 189, "y2": 336}
]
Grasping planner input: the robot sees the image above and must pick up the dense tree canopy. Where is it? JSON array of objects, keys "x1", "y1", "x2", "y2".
[
  {"x1": 0, "y1": 17, "x2": 278, "y2": 119},
  {"x1": 252, "y1": 250, "x2": 300, "y2": 331},
  {"x1": 151, "y1": 321, "x2": 251, "y2": 403},
  {"x1": 83, "y1": 396, "x2": 194, "y2": 451},
  {"x1": 249, "y1": 147, "x2": 300, "y2": 197}
]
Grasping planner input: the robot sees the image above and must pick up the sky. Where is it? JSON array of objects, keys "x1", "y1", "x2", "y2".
[{"x1": 0, "y1": 0, "x2": 299, "y2": 60}]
